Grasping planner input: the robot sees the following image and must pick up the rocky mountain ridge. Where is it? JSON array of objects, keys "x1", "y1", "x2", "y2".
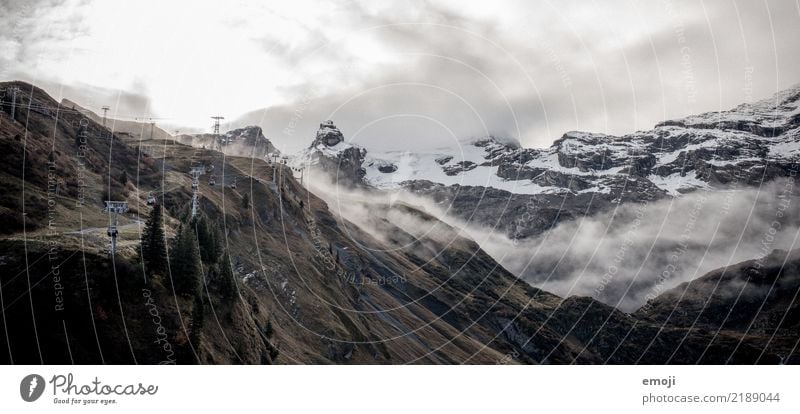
[
  {"x1": 304, "y1": 86, "x2": 800, "y2": 239},
  {"x1": 177, "y1": 125, "x2": 280, "y2": 158}
]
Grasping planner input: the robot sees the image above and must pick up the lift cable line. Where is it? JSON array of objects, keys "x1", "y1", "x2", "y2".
[
  {"x1": 189, "y1": 166, "x2": 206, "y2": 220},
  {"x1": 0, "y1": 98, "x2": 184, "y2": 123},
  {"x1": 103, "y1": 201, "x2": 129, "y2": 255}
]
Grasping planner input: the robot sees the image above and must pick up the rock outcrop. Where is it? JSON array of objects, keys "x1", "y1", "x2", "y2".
[{"x1": 301, "y1": 120, "x2": 367, "y2": 185}]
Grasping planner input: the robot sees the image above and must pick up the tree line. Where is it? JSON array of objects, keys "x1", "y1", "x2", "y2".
[{"x1": 138, "y1": 204, "x2": 239, "y2": 362}]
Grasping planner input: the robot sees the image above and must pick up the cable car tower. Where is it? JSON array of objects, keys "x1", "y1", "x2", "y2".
[
  {"x1": 270, "y1": 153, "x2": 280, "y2": 183},
  {"x1": 101, "y1": 106, "x2": 110, "y2": 127},
  {"x1": 190, "y1": 166, "x2": 205, "y2": 219},
  {"x1": 8, "y1": 86, "x2": 20, "y2": 122},
  {"x1": 103, "y1": 201, "x2": 129, "y2": 255},
  {"x1": 293, "y1": 166, "x2": 304, "y2": 186},
  {"x1": 211, "y1": 116, "x2": 224, "y2": 150}
]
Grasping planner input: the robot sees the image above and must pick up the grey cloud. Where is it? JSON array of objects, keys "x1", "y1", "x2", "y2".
[
  {"x1": 17, "y1": 76, "x2": 154, "y2": 119},
  {"x1": 0, "y1": 0, "x2": 90, "y2": 77},
  {"x1": 3, "y1": 0, "x2": 799, "y2": 152},
  {"x1": 232, "y1": 0, "x2": 800, "y2": 154}
]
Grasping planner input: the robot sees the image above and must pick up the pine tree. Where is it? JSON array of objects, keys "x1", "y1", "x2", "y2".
[
  {"x1": 75, "y1": 125, "x2": 84, "y2": 148},
  {"x1": 119, "y1": 170, "x2": 128, "y2": 185},
  {"x1": 216, "y1": 250, "x2": 237, "y2": 298},
  {"x1": 242, "y1": 193, "x2": 250, "y2": 209},
  {"x1": 194, "y1": 215, "x2": 220, "y2": 263},
  {"x1": 169, "y1": 223, "x2": 202, "y2": 296},
  {"x1": 189, "y1": 293, "x2": 205, "y2": 346},
  {"x1": 140, "y1": 204, "x2": 167, "y2": 276}
]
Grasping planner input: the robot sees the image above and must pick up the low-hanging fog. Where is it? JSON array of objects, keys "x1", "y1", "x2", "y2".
[
  {"x1": 489, "y1": 181, "x2": 800, "y2": 312},
  {"x1": 305, "y1": 169, "x2": 800, "y2": 312}
]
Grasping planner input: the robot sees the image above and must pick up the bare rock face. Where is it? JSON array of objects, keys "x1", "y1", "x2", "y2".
[
  {"x1": 224, "y1": 126, "x2": 280, "y2": 155},
  {"x1": 377, "y1": 163, "x2": 397, "y2": 173},
  {"x1": 442, "y1": 160, "x2": 477, "y2": 176},
  {"x1": 435, "y1": 155, "x2": 453, "y2": 165},
  {"x1": 304, "y1": 120, "x2": 367, "y2": 186},
  {"x1": 178, "y1": 125, "x2": 280, "y2": 158},
  {"x1": 312, "y1": 120, "x2": 345, "y2": 147}
]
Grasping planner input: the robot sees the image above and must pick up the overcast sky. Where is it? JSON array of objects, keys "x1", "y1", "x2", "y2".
[{"x1": 2, "y1": 0, "x2": 799, "y2": 153}]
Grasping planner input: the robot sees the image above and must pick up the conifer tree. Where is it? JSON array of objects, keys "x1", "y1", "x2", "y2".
[
  {"x1": 194, "y1": 215, "x2": 220, "y2": 263},
  {"x1": 189, "y1": 293, "x2": 205, "y2": 346},
  {"x1": 216, "y1": 250, "x2": 237, "y2": 298},
  {"x1": 140, "y1": 204, "x2": 167, "y2": 275},
  {"x1": 170, "y1": 223, "x2": 202, "y2": 296}
]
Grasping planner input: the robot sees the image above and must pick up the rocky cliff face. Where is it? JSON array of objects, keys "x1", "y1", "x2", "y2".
[
  {"x1": 299, "y1": 120, "x2": 367, "y2": 185},
  {"x1": 177, "y1": 126, "x2": 280, "y2": 158}
]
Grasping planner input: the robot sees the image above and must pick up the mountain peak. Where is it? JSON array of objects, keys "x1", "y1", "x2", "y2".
[
  {"x1": 311, "y1": 120, "x2": 346, "y2": 148},
  {"x1": 300, "y1": 120, "x2": 367, "y2": 185}
]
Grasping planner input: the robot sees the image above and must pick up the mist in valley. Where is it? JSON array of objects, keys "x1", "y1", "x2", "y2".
[{"x1": 304, "y1": 168, "x2": 800, "y2": 312}]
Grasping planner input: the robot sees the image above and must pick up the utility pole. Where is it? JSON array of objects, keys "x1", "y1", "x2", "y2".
[
  {"x1": 101, "y1": 105, "x2": 110, "y2": 127},
  {"x1": 9, "y1": 86, "x2": 20, "y2": 122},
  {"x1": 211, "y1": 116, "x2": 223, "y2": 135},
  {"x1": 271, "y1": 153, "x2": 279, "y2": 184},
  {"x1": 190, "y1": 166, "x2": 205, "y2": 219},
  {"x1": 211, "y1": 116, "x2": 224, "y2": 149},
  {"x1": 103, "y1": 201, "x2": 129, "y2": 255}
]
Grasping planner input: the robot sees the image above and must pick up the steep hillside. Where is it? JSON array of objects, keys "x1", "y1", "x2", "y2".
[
  {"x1": 0, "y1": 81, "x2": 163, "y2": 235},
  {"x1": 637, "y1": 248, "x2": 800, "y2": 362}
]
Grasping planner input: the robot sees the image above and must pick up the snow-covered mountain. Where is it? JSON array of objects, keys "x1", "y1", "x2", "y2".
[
  {"x1": 303, "y1": 86, "x2": 800, "y2": 239},
  {"x1": 366, "y1": 86, "x2": 799, "y2": 196},
  {"x1": 297, "y1": 120, "x2": 367, "y2": 184}
]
